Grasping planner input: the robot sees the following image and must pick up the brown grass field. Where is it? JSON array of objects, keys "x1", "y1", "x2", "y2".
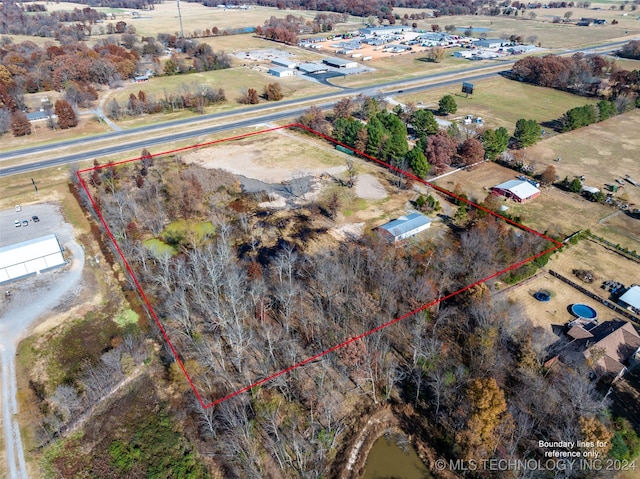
[{"x1": 437, "y1": 109, "x2": 640, "y2": 250}]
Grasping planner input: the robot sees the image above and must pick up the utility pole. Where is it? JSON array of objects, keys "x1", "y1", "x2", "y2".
[{"x1": 177, "y1": 0, "x2": 184, "y2": 38}]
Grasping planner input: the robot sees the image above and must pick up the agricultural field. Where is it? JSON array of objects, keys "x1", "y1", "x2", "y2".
[{"x1": 399, "y1": 76, "x2": 600, "y2": 130}]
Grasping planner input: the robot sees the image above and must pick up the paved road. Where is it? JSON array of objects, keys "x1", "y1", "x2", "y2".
[
  {"x1": 0, "y1": 69, "x2": 504, "y2": 177},
  {"x1": 1, "y1": 38, "x2": 633, "y2": 178},
  {"x1": 0, "y1": 205, "x2": 84, "y2": 479}
]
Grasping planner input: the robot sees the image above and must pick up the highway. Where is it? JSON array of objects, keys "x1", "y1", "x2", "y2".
[{"x1": 0, "y1": 39, "x2": 632, "y2": 177}]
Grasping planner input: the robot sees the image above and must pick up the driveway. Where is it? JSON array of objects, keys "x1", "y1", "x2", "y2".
[{"x1": 0, "y1": 203, "x2": 85, "y2": 479}]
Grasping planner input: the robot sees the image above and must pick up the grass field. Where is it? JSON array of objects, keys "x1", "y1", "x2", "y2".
[
  {"x1": 437, "y1": 154, "x2": 640, "y2": 250},
  {"x1": 399, "y1": 76, "x2": 599, "y2": 130},
  {"x1": 112, "y1": 66, "x2": 335, "y2": 108}
]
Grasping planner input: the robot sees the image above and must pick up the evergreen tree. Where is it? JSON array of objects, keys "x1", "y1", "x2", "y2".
[
  {"x1": 481, "y1": 127, "x2": 510, "y2": 160},
  {"x1": 438, "y1": 94, "x2": 458, "y2": 115},
  {"x1": 406, "y1": 146, "x2": 430, "y2": 179},
  {"x1": 365, "y1": 115, "x2": 385, "y2": 157},
  {"x1": 597, "y1": 100, "x2": 617, "y2": 121},
  {"x1": 412, "y1": 109, "x2": 439, "y2": 136},
  {"x1": 513, "y1": 119, "x2": 541, "y2": 148}
]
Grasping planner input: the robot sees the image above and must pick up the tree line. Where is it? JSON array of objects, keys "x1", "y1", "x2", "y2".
[
  {"x1": 512, "y1": 51, "x2": 640, "y2": 105},
  {"x1": 105, "y1": 84, "x2": 226, "y2": 120}
]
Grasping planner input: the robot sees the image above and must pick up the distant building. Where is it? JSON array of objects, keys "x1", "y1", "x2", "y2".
[
  {"x1": 134, "y1": 75, "x2": 149, "y2": 82},
  {"x1": 377, "y1": 212, "x2": 431, "y2": 242},
  {"x1": 491, "y1": 179, "x2": 541, "y2": 203},
  {"x1": 297, "y1": 62, "x2": 328, "y2": 74},
  {"x1": 0, "y1": 234, "x2": 66, "y2": 284},
  {"x1": 360, "y1": 26, "x2": 410, "y2": 36},
  {"x1": 268, "y1": 66, "x2": 295, "y2": 77},
  {"x1": 271, "y1": 57, "x2": 297, "y2": 69},
  {"x1": 473, "y1": 39, "x2": 504, "y2": 49},
  {"x1": 323, "y1": 57, "x2": 358, "y2": 69}
]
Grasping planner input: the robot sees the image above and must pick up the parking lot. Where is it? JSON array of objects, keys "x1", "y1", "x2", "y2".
[{"x1": 0, "y1": 203, "x2": 64, "y2": 248}]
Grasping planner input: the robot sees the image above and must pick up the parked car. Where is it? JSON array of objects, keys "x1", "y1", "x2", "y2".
[
  {"x1": 32, "y1": 215, "x2": 40, "y2": 222},
  {"x1": 14, "y1": 220, "x2": 21, "y2": 227},
  {"x1": 15, "y1": 205, "x2": 21, "y2": 212},
  {"x1": 21, "y1": 220, "x2": 28, "y2": 226}
]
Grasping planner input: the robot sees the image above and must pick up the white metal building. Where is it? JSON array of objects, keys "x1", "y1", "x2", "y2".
[
  {"x1": 619, "y1": 286, "x2": 640, "y2": 312},
  {"x1": 377, "y1": 212, "x2": 431, "y2": 242},
  {"x1": 323, "y1": 57, "x2": 358, "y2": 69},
  {"x1": 268, "y1": 66, "x2": 295, "y2": 77},
  {"x1": 0, "y1": 234, "x2": 66, "y2": 283}
]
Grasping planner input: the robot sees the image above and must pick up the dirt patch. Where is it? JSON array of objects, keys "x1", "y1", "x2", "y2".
[
  {"x1": 355, "y1": 173, "x2": 388, "y2": 200},
  {"x1": 182, "y1": 136, "x2": 347, "y2": 183}
]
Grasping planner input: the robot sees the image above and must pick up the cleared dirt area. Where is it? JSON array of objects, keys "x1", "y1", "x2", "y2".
[{"x1": 182, "y1": 134, "x2": 347, "y2": 183}]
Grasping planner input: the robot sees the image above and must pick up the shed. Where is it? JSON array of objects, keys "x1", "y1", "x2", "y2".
[
  {"x1": 377, "y1": 212, "x2": 431, "y2": 242},
  {"x1": 619, "y1": 286, "x2": 640, "y2": 311},
  {"x1": 0, "y1": 234, "x2": 66, "y2": 284},
  {"x1": 491, "y1": 179, "x2": 541, "y2": 203},
  {"x1": 323, "y1": 57, "x2": 358, "y2": 69},
  {"x1": 268, "y1": 67, "x2": 295, "y2": 77}
]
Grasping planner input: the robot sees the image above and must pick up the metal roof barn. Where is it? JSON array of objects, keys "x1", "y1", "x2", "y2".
[
  {"x1": 377, "y1": 212, "x2": 431, "y2": 242},
  {"x1": 0, "y1": 234, "x2": 66, "y2": 283}
]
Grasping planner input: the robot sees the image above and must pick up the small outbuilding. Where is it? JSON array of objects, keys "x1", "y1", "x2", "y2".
[
  {"x1": 619, "y1": 285, "x2": 640, "y2": 312},
  {"x1": 377, "y1": 212, "x2": 431, "y2": 242},
  {"x1": 0, "y1": 234, "x2": 66, "y2": 284},
  {"x1": 492, "y1": 179, "x2": 541, "y2": 203}
]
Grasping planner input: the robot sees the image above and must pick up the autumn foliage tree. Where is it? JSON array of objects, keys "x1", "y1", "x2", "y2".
[
  {"x1": 239, "y1": 88, "x2": 260, "y2": 105},
  {"x1": 10, "y1": 111, "x2": 31, "y2": 137},
  {"x1": 426, "y1": 130, "x2": 458, "y2": 173},
  {"x1": 458, "y1": 138, "x2": 485, "y2": 166},
  {"x1": 459, "y1": 378, "x2": 513, "y2": 461},
  {"x1": 263, "y1": 82, "x2": 283, "y2": 101},
  {"x1": 54, "y1": 99, "x2": 78, "y2": 129}
]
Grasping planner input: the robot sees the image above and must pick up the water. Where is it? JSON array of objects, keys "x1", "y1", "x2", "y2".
[
  {"x1": 456, "y1": 27, "x2": 490, "y2": 33},
  {"x1": 363, "y1": 434, "x2": 432, "y2": 479}
]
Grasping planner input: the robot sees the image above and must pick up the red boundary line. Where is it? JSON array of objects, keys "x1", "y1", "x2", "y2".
[{"x1": 77, "y1": 123, "x2": 563, "y2": 409}]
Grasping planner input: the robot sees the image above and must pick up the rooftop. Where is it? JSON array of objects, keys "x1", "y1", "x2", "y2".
[
  {"x1": 493, "y1": 179, "x2": 540, "y2": 199},
  {"x1": 620, "y1": 285, "x2": 640, "y2": 310}
]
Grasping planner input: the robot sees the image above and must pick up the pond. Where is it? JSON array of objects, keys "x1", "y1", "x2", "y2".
[
  {"x1": 363, "y1": 433, "x2": 432, "y2": 479},
  {"x1": 456, "y1": 27, "x2": 490, "y2": 33}
]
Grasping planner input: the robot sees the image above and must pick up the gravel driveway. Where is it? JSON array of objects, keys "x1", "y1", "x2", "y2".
[{"x1": 0, "y1": 203, "x2": 85, "y2": 479}]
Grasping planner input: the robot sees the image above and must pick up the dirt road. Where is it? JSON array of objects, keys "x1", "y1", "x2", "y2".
[{"x1": 0, "y1": 205, "x2": 84, "y2": 479}]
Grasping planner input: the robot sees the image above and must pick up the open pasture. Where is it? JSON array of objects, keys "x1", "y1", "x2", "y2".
[{"x1": 399, "y1": 76, "x2": 599, "y2": 130}]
